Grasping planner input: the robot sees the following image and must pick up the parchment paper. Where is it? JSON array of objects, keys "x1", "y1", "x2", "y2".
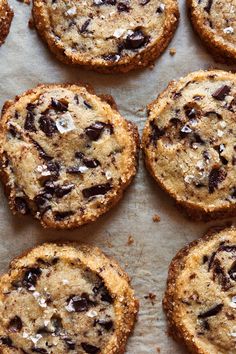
[{"x1": 1, "y1": 1, "x2": 236, "y2": 353}]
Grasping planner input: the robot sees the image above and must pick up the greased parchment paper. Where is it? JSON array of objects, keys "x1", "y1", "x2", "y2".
[{"x1": 1, "y1": 0, "x2": 236, "y2": 353}]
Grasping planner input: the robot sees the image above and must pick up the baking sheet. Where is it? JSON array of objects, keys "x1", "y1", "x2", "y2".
[{"x1": 1, "y1": 0, "x2": 236, "y2": 353}]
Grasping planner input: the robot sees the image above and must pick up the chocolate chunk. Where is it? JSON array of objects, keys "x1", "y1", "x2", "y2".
[
  {"x1": 229, "y1": 261, "x2": 236, "y2": 281},
  {"x1": 24, "y1": 111, "x2": 36, "y2": 132},
  {"x1": 203, "y1": 255, "x2": 209, "y2": 264},
  {"x1": 55, "y1": 184, "x2": 74, "y2": 198},
  {"x1": 83, "y1": 158, "x2": 100, "y2": 168},
  {"x1": 43, "y1": 181, "x2": 56, "y2": 194},
  {"x1": 81, "y1": 343, "x2": 100, "y2": 354},
  {"x1": 156, "y1": 4, "x2": 165, "y2": 13},
  {"x1": 93, "y1": 283, "x2": 113, "y2": 303},
  {"x1": 198, "y1": 304, "x2": 223, "y2": 318},
  {"x1": 204, "y1": 0, "x2": 213, "y2": 13},
  {"x1": 8, "y1": 124, "x2": 18, "y2": 138},
  {"x1": 34, "y1": 193, "x2": 52, "y2": 212},
  {"x1": 140, "y1": 0, "x2": 150, "y2": 5},
  {"x1": 117, "y1": 2, "x2": 130, "y2": 12},
  {"x1": 8, "y1": 316, "x2": 23, "y2": 332},
  {"x1": 46, "y1": 161, "x2": 60, "y2": 179},
  {"x1": 102, "y1": 53, "x2": 120, "y2": 62},
  {"x1": 124, "y1": 29, "x2": 148, "y2": 50},
  {"x1": 75, "y1": 152, "x2": 84, "y2": 159},
  {"x1": 82, "y1": 183, "x2": 111, "y2": 198},
  {"x1": 27, "y1": 103, "x2": 36, "y2": 112},
  {"x1": 96, "y1": 319, "x2": 113, "y2": 330},
  {"x1": 67, "y1": 293, "x2": 95, "y2": 312},
  {"x1": 32, "y1": 348, "x2": 48, "y2": 354},
  {"x1": 37, "y1": 327, "x2": 52, "y2": 335},
  {"x1": 149, "y1": 120, "x2": 165, "y2": 145},
  {"x1": 212, "y1": 85, "x2": 231, "y2": 101},
  {"x1": 85, "y1": 121, "x2": 113, "y2": 141},
  {"x1": 205, "y1": 111, "x2": 222, "y2": 119},
  {"x1": 202, "y1": 320, "x2": 210, "y2": 331},
  {"x1": 33, "y1": 140, "x2": 52, "y2": 161},
  {"x1": 14, "y1": 197, "x2": 29, "y2": 215},
  {"x1": 39, "y1": 115, "x2": 58, "y2": 137},
  {"x1": 170, "y1": 118, "x2": 181, "y2": 126},
  {"x1": 66, "y1": 167, "x2": 82, "y2": 174},
  {"x1": 80, "y1": 19, "x2": 91, "y2": 33},
  {"x1": 63, "y1": 337, "x2": 76, "y2": 350},
  {"x1": 54, "y1": 211, "x2": 74, "y2": 221},
  {"x1": 51, "y1": 98, "x2": 68, "y2": 111},
  {"x1": 212, "y1": 259, "x2": 231, "y2": 291},
  {"x1": 94, "y1": 0, "x2": 116, "y2": 5},
  {"x1": 208, "y1": 168, "x2": 227, "y2": 193},
  {"x1": 0, "y1": 336, "x2": 13, "y2": 347},
  {"x1": 192, "y1": 133, "x2": 205, "y2": 145},
  {"x1": 23, "y1": 267, "x2": 42, "y2": 289},
  {"x1": 180, "y1": 125, "x2": 192, "y2": 137}
]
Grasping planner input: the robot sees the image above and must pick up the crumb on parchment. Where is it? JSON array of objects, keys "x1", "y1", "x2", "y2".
[
  {"x1": 169, "y1": 47, "x2": 176, "y2": 56},
  {"x1": 144, "y1": 292, "x2": 156, "y2": 305},
  {"x1": 127, "y1": 235, "x2": 134, "y2": 246},
  {"x1": 152, "y1": 214, "x2": 161, "y2": 222}
]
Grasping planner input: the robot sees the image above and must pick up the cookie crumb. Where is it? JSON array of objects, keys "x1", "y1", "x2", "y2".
[
  {"x1": 127, "y1": 235, "x2": 134, "y2": 246},
  {"x1": 152, "y1": 214, "x2": 161, "y2": 222},
  {"x1": 169, "y1": 47, "x2": 176, "y2": 56},
  {"x1": 144, "y1": 292, "x2": 156, "y2": 305}
]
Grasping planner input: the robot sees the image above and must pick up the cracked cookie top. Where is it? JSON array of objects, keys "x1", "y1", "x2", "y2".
[
  {"x1": 0, "y1": 243, "x2": 138, "y2": 354},
  {"x1": 142, "y1": 70, "x2": 236, "y2": 220},
  {"x1": 0, "y1": 84, "x2": 138, "y2": 228}
]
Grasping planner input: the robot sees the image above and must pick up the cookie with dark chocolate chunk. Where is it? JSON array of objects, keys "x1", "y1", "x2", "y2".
[
  {"x1": 188, "y1": 0, "x2": 236, "y2": 64},
  {"x1": 0, "y1": 243, "x2": 138, "y2": 353},
  {"x1": 142, "y1": 70, "x2": 236, "y2": 220},
  {"x1": 0, "y1": 84, "x2": 139, "y2": 228},
  {"x1": 32, "y1": 0, "x2": 179, "y2": 73},
  {"x1": 163, "y1": 227, "x2": 236, "y2": 354},
  {"x1": 0, "y1": 0, "x2": 13, "y2": 46}
]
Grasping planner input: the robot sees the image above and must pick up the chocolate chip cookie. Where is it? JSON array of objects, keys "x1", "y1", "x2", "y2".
[
  {"x1": 142, "y1": 70, "x2": 236, "y2": 220},
  {"x1": 0, "y1": 242, "x2": 138, "y2": 353},
  {"x1": 32, "y1": 0, "x2": 179, "y2": 73},
  {"x1": 163, "y1": 227, "x2": 236, "y2": 354},
  {"x1": 0, "y1": 0, "x2": 13, "y2": 46},
  {"x1": 0, "y1": 84, "x2": 139, "y2": 228},
  {"x1": 188, "y1": 0, "x2": 236, "y2": 63}
]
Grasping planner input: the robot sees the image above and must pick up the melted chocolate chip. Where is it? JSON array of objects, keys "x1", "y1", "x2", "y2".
[
  {"x1": 208, "y1": 168, "x2": 227, "y2": 193},
  {"x1": 83, "y1": 158, "x2": 100, "y2": 168},
  {"x1": 149, "y1": 120, "x2": 165, "y2": 145},
  {"x1": 229, "y1": 261, "x2": 236, "y2": 281},
  {"x1": 75, "y1": 152, "x2": 84, "y2": 159},
  {"x1": 24, "y1": 111, "x2": 36, "y2": 132},
  {"x1": 63, "y1": 337, "x2": 76, "y2": 350},
  {"x1": 203, "y1": 255, "x2": 209, "y2": 264},
  {"x1": 51, "y1": 98, "x2": 68, "y2": 112},
  {"x1": 32, "y1": 348, "x2": 48, "y2": 354},
  {"x1": 23, "y1": 267, "x2": 42, "y2": 289},
  {"x1": 8, "y1": 124, "x2": 18, "y2": 138},
  {"x1": 85, "y1": 121, "x2": 113, "y2": 141},
  {"x1": 55, "y1": 184, "x2": 74, "y2": 198},
  {"x1": 34, "y1": 193, "x2": 52, "y2": 213},
  {"x1": 117, "y1": 2, "x2": 130, "y2": 11},
  {"x1": 192, "y1": 133, "x2": 205, "y2": 145},
  {"x1": 212, "y1": 85, "x2": 231, "y2": 101},
  {"x1": 8, "y1": 316, "x2": 23, "y2": 332},
  {"x1": 14, "y1": 197, "x2": 29, "y2": 215},
  {"x1": 84, "y1": 101, "x2": 93, "y2": 109},
  {"x1": 124, "y1": 29, "x2": 148, "y2": 49},
  {"x1": 96, "y1": 319, "x2": 113, "y2": 330},
  {"x1": 93, "y1": 283, "x2": 113, "y2": 303},
  {"x1": 39, "y1": 116, "x2": 58, "y2": 137},
  {"x1": 80, "y1": 19, "x2": 91, "y2": 33},
  {"x1": 198, "y1": 304, "x2": 223, "y2": 318},
  {"x1": 82, "y1": 183, "x2": 111, "y2": 198},
  {"x1": 66, "y1": 167, "x2": 82, "y2": 175},
  {"x1": 81, "y1": 343, "x2": 100, "y2": 354},
  {"x1": 67, "y1": 293, "x2": 95, "y2": 312},
  {"x1": 43, "y1": 181, "x2": 56, "y2": 194},
  {"x1": 54, "y1": 211, "x2": 74, "y2": 221},
  {"x1": 204, "y1": 0, "x2": 213, "y2": 13},
  {"x1": 46, "y1": 161, "x2": 60, "y2": 180},
  {"x1": 102, "y1": 53, "x2": 120, "y2": 62},
  {"x1": 51, "y1": 315, "x2": 63, "y2": 334},
  {"x1": 212, "y1": 258, "x2": 231, "y2": 291},
  {"x1": 33, "y1": 140, "x2": 52, "y2": 161},
  {"x1": 0, "y1": 336, "x2": 13, "y2": 347}
]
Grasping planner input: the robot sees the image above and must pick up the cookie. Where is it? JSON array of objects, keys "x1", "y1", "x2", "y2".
[
  {"x1": 0, "y1": 84, "x2": 139, "y2": 229},
  {"x1": 163, "y1": 227, "x2": 236, "y2": 354},
  {"x1": 0, "y1": 0, "x2": 13, "y2": 46},
  {"x1": 188, "y1": 0, "x2": 236, "y2": 63},
  {"x1": 142, "y1": 69, "x2": 236, "y2": 221},
  {"x1": 0, "y1": 242, "x2": 138, "y2": 353},
  {"x1": 32, "y1": 0, "x2": 179, "y2": 73}
]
